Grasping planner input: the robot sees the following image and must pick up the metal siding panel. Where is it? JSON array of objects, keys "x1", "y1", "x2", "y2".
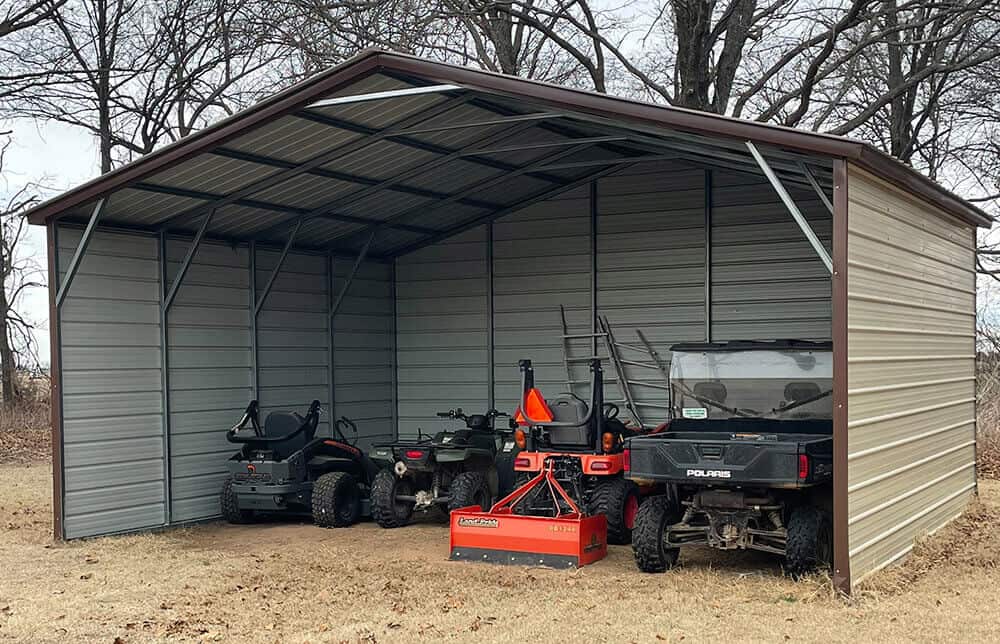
[
  {"x1": 595, "y1": 166, "x2": 705, "y2": 422},
  {"x1": 57, "y1": 228, "x2": 166, "y2": 538},
  {"x1": 333, "y1": 256, "x2": 394, "y2": 441},
  {"x1": 165, "y1": 240, "x2": 252, "y2": 522},
  {"x1": 395, "y1": 227, "x2": 489, "y2": 437},
  {"x1": 845, "y1": 164, "x2": 977, "y2": 585},
  {"x1": 493, "y1": 194, "x2": 590, "y2": 411},
  {"x1": 711, "y1": 171, "x2": 832, "y2": 341}
]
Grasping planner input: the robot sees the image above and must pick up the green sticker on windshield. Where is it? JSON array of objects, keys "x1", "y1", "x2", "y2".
[{"x1": 682, "y1": 407, "x2": 708, "y2": 419}]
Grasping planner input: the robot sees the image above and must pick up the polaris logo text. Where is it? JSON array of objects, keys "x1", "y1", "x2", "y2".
[
  {"x1": 686, "y1": 469, "x2": 732, "y2": 479},
  {"x1": 457, "y1": 517, "x2": 499, "y2": 528}
]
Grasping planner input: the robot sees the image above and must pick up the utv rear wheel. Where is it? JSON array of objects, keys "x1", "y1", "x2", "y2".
[
  {"x1": 591, "y1": 477, "x2": 641, "y2": 545},
  {"x1": 448, "y1": 471, "x2": 491, "y2": 514},
  {"x1": 632, "y1": 495, "x2": 680, "y2": 573},
  {"x1": 785, "y1": 506, "x2": 832, "y2": 578},
  {"x1": 371, "y1": 469, "x2": 414, "y2": 528},
  {"x1": 220, "y1": 477, "x2": 253, "y2": 524},
  {"x1": 312, "y1": 472, "x2": 360, "y2": 528}
]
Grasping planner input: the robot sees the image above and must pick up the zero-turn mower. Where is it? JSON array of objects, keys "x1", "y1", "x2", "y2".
[{"x1": 221, "y1": 400, "x2": 379, "y2": 527}]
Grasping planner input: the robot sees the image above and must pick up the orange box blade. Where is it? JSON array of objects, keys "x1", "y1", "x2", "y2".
[{"x1": 449, "y1": 506, "x2": 607, "y2": 568}]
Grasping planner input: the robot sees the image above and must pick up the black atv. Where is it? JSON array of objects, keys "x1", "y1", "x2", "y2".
[
  {"x1": 368, "y1": 409, "x2": 518, "y2": 528},
  {"x1": 221, "y1": 400, "x2": 380, "y2": 528}
]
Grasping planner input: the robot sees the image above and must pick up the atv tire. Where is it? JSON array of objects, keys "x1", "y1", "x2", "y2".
[
  {"x1": 591, "y1": 477, "x2": 641, "y2": 545},
  {"x1": 312, "y1": 472, "x2": 361, "y2": 528},
  {"x1": 785, "y1": 506, "x2": 832, "y2": 578},
  {"x1": 448, "y1": 471, "x2": 491, "y2": 514},
  {"x1": 632, "y1": 495, "x2": 680, "y2": 573},
  {"x1": 371, "y1": 469, "x2": 415, "y2": 528},
  {"x1": 220, "y1": 477, "x2": 253, "y2": 524}
]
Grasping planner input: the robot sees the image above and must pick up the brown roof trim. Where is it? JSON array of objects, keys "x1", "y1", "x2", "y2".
[{"x1": 26, "y1": 49, "x2": 992, "y2": 229}]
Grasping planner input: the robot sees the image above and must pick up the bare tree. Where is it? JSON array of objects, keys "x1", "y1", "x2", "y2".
[{"x1": 0, "y1": 135, "x2": 45, "y2": 403}]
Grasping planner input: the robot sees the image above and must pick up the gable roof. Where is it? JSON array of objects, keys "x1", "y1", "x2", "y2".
[{"x1": 25, "y1": 48, "x2": 991, "y2": 248}]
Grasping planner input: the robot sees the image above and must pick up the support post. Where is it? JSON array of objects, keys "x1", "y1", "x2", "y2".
[
  {"x1": 590, "y1": 180, "x2": 599, "y2": 358},
  {"x1": 704, "y1": 169, "x2": 713, "y2": 342},
  {"x1": 799, "y1": 162, "x2": 835, "y2": 215},
  {"x1": 55, "y1": 198, "x2": 105, "y2": 308},
  {"x1": 47, "y1": 224, "x2": 65, "y2": 539},
  {"x1": 255, "y1": 218, "x2": 303, "y2": 315},
  {"x1": 487, "y1": 223, "x2": 495, "y2": 410},
  {"x1": 327, "y1": 254, "x2": 336, "y2": 421},
  {"x1": 158, "y1": 232, "x2": 172, "y2": 525},
  {"x1": 249, "y1": 241, "x2": 259, "y2": 400},
  {"x1": 330, "y1": 230, "x2": 377, "y2": 319},
  {"x1": 746, "y1": 141, "x2": 833, "y2": 273}
]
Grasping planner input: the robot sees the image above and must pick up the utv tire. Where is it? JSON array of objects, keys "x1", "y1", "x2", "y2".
[
  {"x1": 220, "y1": 477, "x2": 253, "y2": 524},
  {"x1": 591, "y1": 477, "x2": 641, "y2": 545},
  {"x1": 448, "y1": 471, "x2": 491, "y2": 514},
  {"x1": 371, "y1": 469, "x2": 415, "y2": 528},
  {"x1": 312, "y1": 472, "x2": 361, "y2": 528},
  {"x1": 785, "y1": 506, "x2": 832, "y2": 578},
  {"x1": 632, "y1": 495, "x2": 680, "y2": 573}
]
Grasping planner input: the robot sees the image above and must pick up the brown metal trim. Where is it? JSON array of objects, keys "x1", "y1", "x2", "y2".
[
  {"x1": 25, "y1": 50, "x2": 386, "y2": 225},
  {"x1": 831, "y1": 159, "x2": 851, "y2": 594},
  {"x1": 46, "y1": 223, "x2": 65, "y2": 540},
  {"x1": 25, "y1": 49, "x2": 992, "y2": 231},
  {"x1": 972, "y1": 225, "x2": 980, "y2": 497}
]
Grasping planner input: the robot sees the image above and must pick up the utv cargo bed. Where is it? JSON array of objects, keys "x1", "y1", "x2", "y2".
[{"x1": 627, "y1": 420, "x2": 832, "y2": 488}]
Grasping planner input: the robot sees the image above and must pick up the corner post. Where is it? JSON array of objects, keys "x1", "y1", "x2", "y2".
[{"x1": 832, "y1": 158, "x2": 852, "y2": 594}]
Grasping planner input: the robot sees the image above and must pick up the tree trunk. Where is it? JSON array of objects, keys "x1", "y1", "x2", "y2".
[
  {"x1": 0, "y1": 218, "x2": 16, "y2": 405},
  {"x1": 672, "y1": 0, "x2": 715, "y2": 111}
]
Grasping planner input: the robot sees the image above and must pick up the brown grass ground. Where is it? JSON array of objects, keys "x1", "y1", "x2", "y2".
[{"x1": 0, "y1": 464, "x2": 998, "y2": 643}]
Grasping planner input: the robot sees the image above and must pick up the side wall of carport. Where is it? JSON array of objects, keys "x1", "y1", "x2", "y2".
[
  {"x1": 394, "y1": 161, "x2": 832, "y2": 430},
  {"x1": 52, "y1": 225, "x2": 393, "y2": 538},
  {"x1": 843, "y1": 165, "x2": 978, "y2": 586}
]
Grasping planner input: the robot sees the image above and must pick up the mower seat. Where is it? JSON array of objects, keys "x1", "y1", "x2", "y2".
[
  {"x1": 544, "y1": 395, "x2": 592, "y2": 449},
  {"x1": 693, "y1": 382, "x2": 727, "y2": 405},
  {"x1": 263, "y1": 411, "x2": 310, "y2": 460},
  {"x1": 784, "y1": 382, "x2": 821, "y2": 405}
]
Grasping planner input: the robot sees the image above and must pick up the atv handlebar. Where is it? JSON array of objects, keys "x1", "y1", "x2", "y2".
[{"x1": 226, "y1": 399, "x2": 322, "y2": 444}]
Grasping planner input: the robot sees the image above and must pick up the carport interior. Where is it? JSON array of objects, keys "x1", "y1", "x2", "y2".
[{"x1": 48, "y1": 70, "x2": 836, "y2": 541}]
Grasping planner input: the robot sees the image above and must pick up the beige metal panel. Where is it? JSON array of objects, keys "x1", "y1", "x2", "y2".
[{"x1": 846, "y1": 165, "x2": 977, "y2": 586}]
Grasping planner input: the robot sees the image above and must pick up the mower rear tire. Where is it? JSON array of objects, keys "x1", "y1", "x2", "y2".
[
  {"x1": 220, "y1": 477, "x2": 253, "y2": 524},
  {"x1": 371, "y1": 469, "x2": 414, "y2": 528},
  {"x1": 632, "y1": 495, "x2": 680, "y2": 573},
  {"x1": 312, "y1": 472, "x2": 361, "y2": 528},
  {"x1": 785, "y1": 506, "x2": 832, "y2": 578},
  {"x1": 448, "y1": 471, "x2": 491, "y2": 514},
  {"x1": 591, "y1": 477, "x2": 641, "y2": 545}
]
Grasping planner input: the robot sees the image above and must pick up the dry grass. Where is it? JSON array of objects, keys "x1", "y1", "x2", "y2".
[
  {"x1": 977, "y1": 354, "x2": 1000, "y2": 479},
  {"x1": 0, "y1": 379, "x2": 50, "y2": 464},
  {"x1": 1, "y1": 464, "x2": 998, "y2": 643}
]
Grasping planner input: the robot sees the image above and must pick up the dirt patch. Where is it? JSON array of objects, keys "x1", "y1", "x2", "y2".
[{"x1": 0, "y1": 465, "x2": 998, "y2": 643}]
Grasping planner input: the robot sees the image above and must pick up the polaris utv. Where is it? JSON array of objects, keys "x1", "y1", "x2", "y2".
[
  {"x1": 368, "y1": 409, "x2": 516, "y2": 528},
  {"x1": 511, "y1": 358, "x2": 648, "y2": 544},
  {"x1": 221, "y1": 400, "x2": 379, "y2": 528},
  {"x1": 626, "y1": 341, "x2": 833, "y2": 576}
]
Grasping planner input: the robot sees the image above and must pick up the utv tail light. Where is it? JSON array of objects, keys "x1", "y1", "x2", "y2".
[
  {"x1": 798, "y1": 454, "x2": 809, "y2": 480},
  {"x1": 405, "y1": 449, "x2": 425, "y2": 459},
  {"x1": 623, "y1": 448, "x2": 631, "y2": 472},
  {"x1": 514, "y1": 457, "x2": 531, "y2": 469}
]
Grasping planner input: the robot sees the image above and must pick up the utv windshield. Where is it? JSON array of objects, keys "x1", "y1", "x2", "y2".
[{"x1": 670, "y1": 347, "x2": 833, "y2": 421}]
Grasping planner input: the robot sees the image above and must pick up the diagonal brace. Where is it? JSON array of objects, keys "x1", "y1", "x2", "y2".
[
  {"x1": 798, "y1": 162, "x2": 835, "y2": 215},
  {"x1": 330, "y1": 230, "x2": 377, "y2": 319},
  {"x1": 255, "y1": 218, "x2": 303, "y2": 315},
  {"x1": 55, "y1": 198, "x2": 106, "y2": 308},
  {"x1": 746, "y1": 141, "x2": 833, "y2": 274},
  {"x1": 163, "y1": 210, "x2": 215, "y2": 311}
]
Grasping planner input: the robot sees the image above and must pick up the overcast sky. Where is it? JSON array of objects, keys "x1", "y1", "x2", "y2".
[{"x1": 2, "y1": 118, "x2": 100, "y2": 366}]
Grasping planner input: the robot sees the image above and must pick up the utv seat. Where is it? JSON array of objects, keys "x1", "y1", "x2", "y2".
[
  {"x1": 263, "y1": 411, "x2": 313, "y2": 460},
  {"x1": 783, "y1": 382, "x2": 822, "y2": 406},
  {"x1": 693, "y1": 382, "x2": 728, "y2": 405}
]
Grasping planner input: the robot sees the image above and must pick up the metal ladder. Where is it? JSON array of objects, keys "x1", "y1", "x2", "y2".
[{"x1": 558, "y1": 306, "x2": 671, "y2": 429}]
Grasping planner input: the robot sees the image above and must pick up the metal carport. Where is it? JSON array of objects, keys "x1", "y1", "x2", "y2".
[{"x1": 26, "y1": 49, "x2": 990, "y2": 593}]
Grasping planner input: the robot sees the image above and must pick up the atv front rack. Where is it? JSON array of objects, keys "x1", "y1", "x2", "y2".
[{"x1": 449, "y1": 461, "x2": 607, "y2": 568}]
